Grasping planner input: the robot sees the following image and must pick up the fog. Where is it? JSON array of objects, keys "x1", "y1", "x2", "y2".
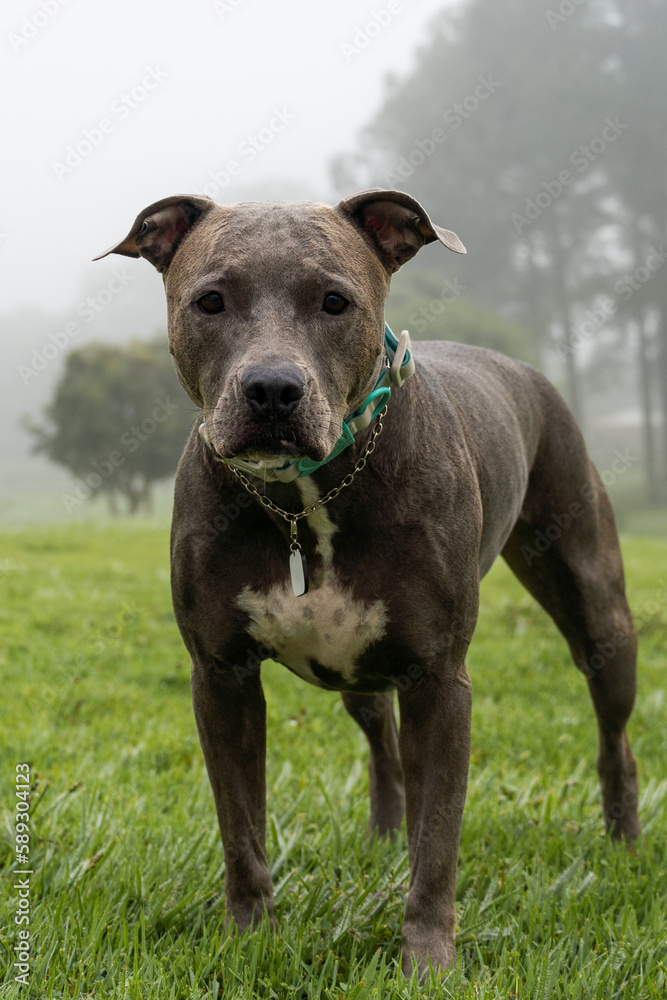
[
  {"x1": 2, "y1": 0, "x2": 447, "y2": 310},
  {"x1": 1, "y1": 0, "x2": 450, "y2": 517},
  {"x1": 2, "y1": 0, "x2": 666, "y2": 532}
]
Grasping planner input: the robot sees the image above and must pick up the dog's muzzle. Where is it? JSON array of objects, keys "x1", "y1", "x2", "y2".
[{"x1": 199, "y1": 323, "x2": 415, "y2": 483}]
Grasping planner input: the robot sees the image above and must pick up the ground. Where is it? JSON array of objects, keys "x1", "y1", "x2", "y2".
[{"x1": 0, "y1": 522, "x2": 665, "y2": 998}]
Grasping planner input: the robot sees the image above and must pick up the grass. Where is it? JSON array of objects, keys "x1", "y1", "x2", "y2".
[{"x1": 0, "y1": 522, "x2": 665, "y2": 998}]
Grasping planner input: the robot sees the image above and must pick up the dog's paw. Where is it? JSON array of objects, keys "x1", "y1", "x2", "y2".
[
  {"x1": 401, "y1": 926, "x2": 456, "y2": 981},
  {"x1": 225, "y1": 896, "x2": 277, "y2": 934}
]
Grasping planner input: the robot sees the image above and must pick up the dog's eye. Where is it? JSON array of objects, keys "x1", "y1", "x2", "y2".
[
  {"x1": 198, "y1": 292, "x2": 225, "y2": 314},
  {"x1": 322, "y1": 292, "x2": 348, "y2": 315}
]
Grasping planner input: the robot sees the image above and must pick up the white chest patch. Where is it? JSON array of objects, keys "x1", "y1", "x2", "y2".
[
  {"x1": 236, "y1": 582, "x2": 388, "y2": 686},
  {"x1": 235, "y1": 478, "x2": 388, "y2": 687}
]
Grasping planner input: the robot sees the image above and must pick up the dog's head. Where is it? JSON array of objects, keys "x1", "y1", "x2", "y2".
[{"x1": 95, "y1": 189, "x2": 465, "y2": 466}]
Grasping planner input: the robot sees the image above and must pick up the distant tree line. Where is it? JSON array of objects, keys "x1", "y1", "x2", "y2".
[{"x1": 334, "y1": 0, "x2": 667, "y2": 501}]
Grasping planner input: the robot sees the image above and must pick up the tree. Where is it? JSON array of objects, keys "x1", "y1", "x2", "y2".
[
  {"x1": 27, "y1": 337, "x2": 195, "y2": 515},
  {"x1": 598, "y1": 0, "x2": 667, "y2": 497},
  {"x1": 334, "y1": 0, "x2": 667, "y2": 498},
  {"x1": 386, "y1": 269, "x2": 537, "y2": 362}
]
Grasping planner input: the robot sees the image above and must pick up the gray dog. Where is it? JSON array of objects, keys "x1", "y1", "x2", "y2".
[{"x1": 95, "y1": 188, "x2": 640, "y2": 977}]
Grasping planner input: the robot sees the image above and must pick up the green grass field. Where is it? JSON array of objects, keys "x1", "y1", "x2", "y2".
[{"x1": 0, "y1": 523, "x2": 665, "y2": 998}]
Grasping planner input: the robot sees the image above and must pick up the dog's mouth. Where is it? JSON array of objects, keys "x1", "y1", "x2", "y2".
[
  {"x1": 210, "y1": 429, "x2": 330, "y2": 466},
  {"x1": 234, "y1": 436, "x2": 306, "y2": 466},
  {"x1": 203, "y1": 406, "x2": 335, "y2": 467}
]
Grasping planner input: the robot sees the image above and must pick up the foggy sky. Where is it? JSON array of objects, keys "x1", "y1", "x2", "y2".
[{"x1": 2, "y1": 0, "x2": 452, "y2": 315}]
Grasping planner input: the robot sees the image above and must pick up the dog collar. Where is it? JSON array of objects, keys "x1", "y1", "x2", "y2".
[{"x1": 199, "y1": 323, "x2": 415, "y2": 483}]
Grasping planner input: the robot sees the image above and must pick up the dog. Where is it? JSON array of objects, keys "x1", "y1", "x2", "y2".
[{"x1": 95, "y1": 188, "x2": 640, "y2": 977}]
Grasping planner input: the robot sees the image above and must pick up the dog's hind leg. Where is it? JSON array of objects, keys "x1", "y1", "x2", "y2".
[
  {"x1": 341, "y1": 690, "x2": 405, "y2": 836},
  {"x1": 501, "y1": 393, "x2": 640, "y2": 841}
]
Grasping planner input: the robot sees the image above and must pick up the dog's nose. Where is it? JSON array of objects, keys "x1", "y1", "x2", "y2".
[{"x1": 241, "y1": 366, "x2": 306, "y2": 418}]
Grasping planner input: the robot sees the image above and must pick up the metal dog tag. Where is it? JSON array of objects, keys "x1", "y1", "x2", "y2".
[{"x1": 289, "y1": 549, "x2": 309, "y2": 597}]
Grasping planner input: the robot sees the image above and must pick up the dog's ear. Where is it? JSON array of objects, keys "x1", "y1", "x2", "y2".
[
  {"x1": 93, "y1": 195, "x2": 215, "y2": 271},
  {"x1": 336, "y1": 188, "x2": 466, "y2": 273}
]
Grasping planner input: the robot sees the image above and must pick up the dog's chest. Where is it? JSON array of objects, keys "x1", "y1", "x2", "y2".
[
  {"x1": 237, "y1": 582, "x2": 387, "y2": 687},
  {"x1": 236, "y1": 479, "x2": 388, "y2": 688}
]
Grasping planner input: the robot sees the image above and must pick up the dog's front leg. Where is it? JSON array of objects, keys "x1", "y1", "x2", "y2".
[
  {"x1": 191, "y1": 660, "x2": 275, "y2": 930},
  {"x1": 398, "y1": 663, "x2": 472, "y2": 978}
]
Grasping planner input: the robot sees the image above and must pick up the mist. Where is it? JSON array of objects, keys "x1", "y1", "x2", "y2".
[
  {"x1": 2, "y1": 0, "x2": 666, "y2": 535},
  {"x1": 1, "y1": 0, "x2": 448, "y2": 520}
]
